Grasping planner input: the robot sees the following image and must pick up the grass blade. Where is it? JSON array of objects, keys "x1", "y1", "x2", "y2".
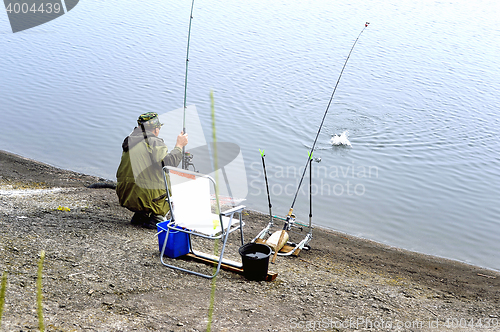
[
  {"x1": 37, "y1": 251, "x2": 45, "y2": 332},
  {"x1": 0, "y1": 271, "x2": 7, "y2": 328}
]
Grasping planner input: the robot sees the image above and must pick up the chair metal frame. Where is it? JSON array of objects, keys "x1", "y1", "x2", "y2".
[{"x1": 157, "y1": 166, "x2": 245, "y2": 279}]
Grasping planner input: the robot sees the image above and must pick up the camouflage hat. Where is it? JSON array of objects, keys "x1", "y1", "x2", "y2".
[{"x1": 137, "y1": 112, "x2": 163, "y2": 129}]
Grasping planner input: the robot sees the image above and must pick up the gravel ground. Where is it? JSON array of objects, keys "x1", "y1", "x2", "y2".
[{"x1": 1, "y1": 150, "x2": 499, "y2": 332}]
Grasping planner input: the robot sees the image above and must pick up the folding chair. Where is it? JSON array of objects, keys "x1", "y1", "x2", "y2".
[{"x1": 157, "y1": 166, "x2": 245, "y2": 279}]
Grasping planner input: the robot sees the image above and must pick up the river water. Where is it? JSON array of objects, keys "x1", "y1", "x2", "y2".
[{"x1": 1, "y1": 0, "x2": 499, "y2": 271}]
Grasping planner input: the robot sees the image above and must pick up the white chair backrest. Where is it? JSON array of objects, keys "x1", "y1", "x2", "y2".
[{"x1": 169, "y1": 170, "x2": 214, "y2": 229}]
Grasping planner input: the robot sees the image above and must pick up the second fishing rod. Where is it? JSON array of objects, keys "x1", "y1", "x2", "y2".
[{"x1": 271, "y1": 22, "x2": 370, "y2": 263}]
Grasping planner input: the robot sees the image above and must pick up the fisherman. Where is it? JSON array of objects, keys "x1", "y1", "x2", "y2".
[{"x1": 116, "y1": 112, "x2": 188, "y2": 229}]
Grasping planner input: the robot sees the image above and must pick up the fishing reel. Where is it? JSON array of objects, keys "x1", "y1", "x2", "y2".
[
  {"x1": 285, "y1": 214, "x2": 296, "y2": 231},
  {"x1": 183, "y1": 151, "x2": 198, "y2": 172}
]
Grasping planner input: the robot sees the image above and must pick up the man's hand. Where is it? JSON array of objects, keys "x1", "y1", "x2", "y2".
[{"x1": 175, "y1": 131, "x2": 188, "y2": 148}]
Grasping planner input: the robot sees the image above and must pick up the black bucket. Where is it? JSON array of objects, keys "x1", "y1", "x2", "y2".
[{"x1": 239, "y1": 243, "x2": 272, "y2": 281}]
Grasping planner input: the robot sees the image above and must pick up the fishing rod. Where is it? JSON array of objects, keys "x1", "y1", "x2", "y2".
[
  {"x1": 271, "y1": 22, "x2": 370, "y2": 263},
  {"x1": 308, "y1": 152, "x2": 313, "y2": 228},
  {"x1": 181, "y1": 0, "x2": 195, "y2": 170},
  {"x1": 259, "y1": 149, "x2": 273, "y2": 223},
  {"x1": 287, "y1": 21, "x2": 370, "y2": 218}
]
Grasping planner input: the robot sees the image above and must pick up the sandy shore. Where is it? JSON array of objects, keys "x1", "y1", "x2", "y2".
[{"x1": 0, "y1": 150, "x2": 499, "y2": 332}]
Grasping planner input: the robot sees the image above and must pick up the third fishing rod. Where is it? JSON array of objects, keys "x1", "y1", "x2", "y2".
[
  {"x1": 270, "y1": 23, "x2": 370, "y2": 263},
  {"x1": 285, "y1": 22, "x2": 370, "y2": 219}
]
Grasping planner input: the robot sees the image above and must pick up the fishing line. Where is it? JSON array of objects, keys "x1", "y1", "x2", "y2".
[
  {"x1": 286, "y1": 22, "x2": 370, "y2": 217},
  {"x1": 182, "y1": 0, "x2": 195, "y2": 169}
]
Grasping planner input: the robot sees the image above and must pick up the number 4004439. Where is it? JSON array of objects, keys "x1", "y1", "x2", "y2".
[
  {"x1": 444, "y1": 318, "x2": 498, "y2": 329},
  {"x1": 6, "y1": 2, "x2": 62, "y2": 14}
]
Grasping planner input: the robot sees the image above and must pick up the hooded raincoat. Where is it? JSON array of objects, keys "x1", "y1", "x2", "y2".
[{"x1": 116, "y1": 127, "x2": 182, "y2": 216}]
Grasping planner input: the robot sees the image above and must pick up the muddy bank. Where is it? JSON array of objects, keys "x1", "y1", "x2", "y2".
[{"x1": 0, "y1": 150, "x2": 499, "y2": 331}]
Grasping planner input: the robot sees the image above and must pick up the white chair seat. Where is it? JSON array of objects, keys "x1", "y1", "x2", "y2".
[{"x1": 176, "y1": 214, "x2": 236, "y2": 237}]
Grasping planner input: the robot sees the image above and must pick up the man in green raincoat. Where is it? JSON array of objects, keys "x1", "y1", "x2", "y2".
[{"x1": 116, "y1": 112, "x2": 188, "y2": 228}]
